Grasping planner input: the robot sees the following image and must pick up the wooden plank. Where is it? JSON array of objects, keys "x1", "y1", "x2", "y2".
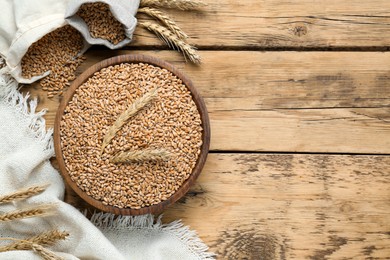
[
  {"x1": 24, "y1": 50, "x2": 390, "y2": 153},
  {"x1": 132, "y1": 0, "x2": 390, "y2": 48},
  {"x1": 29, "y1": 50, "x2": 390, "y2": 111},
  {"x1": 210, "y1": 108, "x2": 390, "y2": 153},
  {"x1": 167, "y1": 154, "x2": 390, "y2": 259},
  {"x1": 65, "y1": 153, "x2": 390, "y2": 259}
]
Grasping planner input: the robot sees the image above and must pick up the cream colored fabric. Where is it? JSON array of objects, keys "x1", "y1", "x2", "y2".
[
  {"x1": 0, "y1": 0, "x2": 139, "y2": 84},
  {"x1": 0, "y1": 67, "x2": 214, "y2": 259}
]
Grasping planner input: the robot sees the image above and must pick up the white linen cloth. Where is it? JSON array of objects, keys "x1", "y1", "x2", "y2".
[
  {"x1": 0, "y1": 0, "x2": 139, "y2": 84},
  {"x1": 0, "y1": 65, "x2": 214, "y2": 259}
]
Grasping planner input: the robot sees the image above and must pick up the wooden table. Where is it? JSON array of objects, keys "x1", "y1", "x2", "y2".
[{"x1": 26, "y1": 1, "x2": 390, "y2": 259}]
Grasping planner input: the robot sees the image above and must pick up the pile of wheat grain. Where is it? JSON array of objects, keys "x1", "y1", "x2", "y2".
[
  {"x1": 21, "y1": 25, "x2": 85, "y2": 98},
  {"x1": 77, "y1": 2, "x2": 126, "y2": 45}
]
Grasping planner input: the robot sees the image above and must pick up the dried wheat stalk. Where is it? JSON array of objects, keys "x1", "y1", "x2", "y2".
[
  {"x1": 111, "y1": 148, "x2": 172, "y2": 163},
  {"x1": 0, "y1": 184, "x2": 48, "y2": 204},
  {"x1": 140, "y1": 0, "x2": 206, "y2": 10},
  {"x1": 0, "y1": 204, "x2": 57, "y2": 222},
  {"x1": 0, "y1": 238, "x2": 64, "y2": 260},
  {"x1": 0, "y1": 230, "x2": 69, "y2": 252},
  {"x1": 139, "y1": 21, "x2": 200, "y2": 64},
  {"x1": 101, "y1": 88, "x2": 158, "y2": 154},
  {"x1": 28, "y1": 230, "x2": 68, "y2": 247},
  {"x1": 32, "y1": 243, "x2": 64, "y2": 260},
  {"x1": 138, "y1": 7, "x2": 188, "y2": 39}
]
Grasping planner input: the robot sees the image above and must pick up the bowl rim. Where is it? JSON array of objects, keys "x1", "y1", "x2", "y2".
[{"x1": 54, "y1": 54, "x2": 210, "y2": 215}]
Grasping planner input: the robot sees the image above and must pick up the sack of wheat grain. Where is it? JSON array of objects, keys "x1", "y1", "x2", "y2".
[{"x1": 0, "y1": 0, "x2": 139, "y2": 84}]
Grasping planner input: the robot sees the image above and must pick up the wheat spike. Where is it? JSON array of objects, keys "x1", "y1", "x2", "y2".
[
  {"x1": 0, "y1": 230, "x2": 68, "y2": 252},
  {"x1": 139, "y1": 21, "x2": 201, "y2": 64},
  {"x1": 101, "y1": 88, "x2": 158, "y2": 154},
  {"x1": 27, "y1": 230, "x2": 68, "y2": 246},
  {"x1": 111, "y1": 148, "x2": 172, "y2": 163},
  {"x1": 140, "y1": 0, "x2": 206, "y2": 10},
  {"x1": 0, "y1": 237, "x2": 65, "y2": 260},
  {"x1": 0, "y1": 204, "x2": 57, "y2": 222},
  {"x1": 32, "y1": 243, "x2": 64, "y2": 260},
  {"x1": 0, "y1": 184, "x2": 48, "y2": 204},
  {"x1": 138, "y1": 7, "x2": 188, "y2": 39}
]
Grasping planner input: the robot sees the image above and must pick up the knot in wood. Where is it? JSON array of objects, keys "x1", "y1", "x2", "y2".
[{"x1": 293, "y1": 24, "x2": 308, "y2": 37}]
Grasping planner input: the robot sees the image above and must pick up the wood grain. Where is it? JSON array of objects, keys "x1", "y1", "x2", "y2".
[
  {"x1": 210, "y1": 108, "x2": 390, "y2": 153},
  {"x1": 170, "y1": 153, "x2": 390, "y2": 259},
  {"x1": 24, "y1": 50, "x2": 390, "y2": 154},
  {"x1": 133, "y1": 0, "x2": 390, "y2": 48},
  {"x1": 65, "y1": 153, "x2": 390, "y2": 259}
]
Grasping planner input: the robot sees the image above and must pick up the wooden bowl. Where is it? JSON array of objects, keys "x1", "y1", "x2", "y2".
[{"x1": 54, "y1": 54, "x2": 210, "y2": 215}]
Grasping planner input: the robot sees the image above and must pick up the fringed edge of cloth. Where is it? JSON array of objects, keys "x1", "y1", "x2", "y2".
[
  {"x1": 89, "y1": 212, "x2": 216, "y2": 260},
  {"x1": 0, "y1": 57, "x2": 54, "y2": 155}
]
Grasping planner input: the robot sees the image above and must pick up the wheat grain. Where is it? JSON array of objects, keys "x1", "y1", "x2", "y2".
[
  {"x1": 60, "y1": 63, "x2": 203, "y2": 209},
  {"x1": 21, "y1": 25, "x2": 84, "y2": 97},
  {"x1": 140, "y1": 0, "x2": 206, "y2": 10},
  {"x1": 77, "y1": 2, "x2": 126, "y2": 45},
  {"x1": 0, "y1": 184, "x2": 48, "y2": 204},
  {"x1": 138, "y1": 7, "x2": 188, "y2": 39},
  {"x1": 111, "y1": 149, "x2": 172, "y2": 163},
  {"x1": 101, "y1": 88, "x2": 158, "y2": 154},
  {"x1": 39, "y1": 56, "x2": 85, "y2": 98},
  {"x1": 0, "y1": 204, "x2": 57, "y2": 222},
  {"x1": 140, "y1": 21, "x2": 200, "y2": 64}
]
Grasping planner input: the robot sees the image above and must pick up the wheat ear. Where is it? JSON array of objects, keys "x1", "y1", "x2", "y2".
[
  {"x1": 28, "y1": 230, "x2": 69, "y2": 246},
  {"x1": 101, "y1": 88, "x2": 158, "y2": 155},
  {"x1": 0, "y1": 238, "x2": 64, "y2": 260},
  {"x1": 140, "y1": 0, "x2": 206, "y2": 10},
  {"x1": 111, "y1": 148, "x2": 172, "y2": 163},
  {"x1": 0, "y1": 184, "x2": 49, "y2": 204},
  {"x1": 138, "y1": 7, "x2": 188, "y2": 39},
  {"x1": 139, "y1": 21, "x2": 201, "y2": 64},
  {"x1": 32, "y1": 243, "x2": 64, "y2": 260},
  {"x1": 0, "y1": 204, "x2": 57, "y2": 222},
  {"x1": 0, "y1": 230, "x2": 69, "y2": 252}
]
